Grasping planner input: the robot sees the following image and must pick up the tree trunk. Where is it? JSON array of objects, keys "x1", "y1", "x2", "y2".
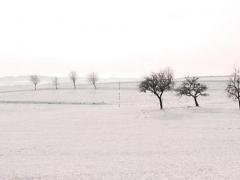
[
  {"x1": 159, "y1": 96, "x2": 163, "y2": 110},
  {"x1": 194, "y1": 97, "x2": 199, "y2": 107},
  {"x1": 238, "y1": 99, "x2": 240, "y2": 110},
  {"x1": 74, "y1": 82, "x2": 76, "y2": 89},
  {"x1": 34, "y1": 84, "x2": 37, "y2": 91}
]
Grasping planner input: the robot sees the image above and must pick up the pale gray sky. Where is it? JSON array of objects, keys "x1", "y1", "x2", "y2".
[{"x1": 0, "y1": 0, "x2": 240, "y2": 78}]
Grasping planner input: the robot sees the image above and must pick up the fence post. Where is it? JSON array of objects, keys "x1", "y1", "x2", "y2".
[{"x1": 118, "y1": 81, "x2": 121, "y2": 108}]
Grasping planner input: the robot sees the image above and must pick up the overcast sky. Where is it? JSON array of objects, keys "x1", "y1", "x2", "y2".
[{"x1": 0, "y1": 0, "x2": 240, "y2": 78}]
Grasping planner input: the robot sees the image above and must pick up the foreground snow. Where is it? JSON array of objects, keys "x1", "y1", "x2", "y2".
[{"x1": 0, "y1": 84, "x2": 240, "y2": 179}]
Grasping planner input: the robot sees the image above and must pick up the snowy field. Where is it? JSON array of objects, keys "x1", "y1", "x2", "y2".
[{"x1": 0, "y1": 80, "x2": 240, "y2": 180}]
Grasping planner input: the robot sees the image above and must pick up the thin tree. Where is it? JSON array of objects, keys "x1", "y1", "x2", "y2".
[
  {"x1": 139, "y1": 69, "x2": 174, "y2": 110},
  {"x1": 226, "y1": 68, "x2": 240, "y2": 110},
  {"x1": 69, "y1": 71, "x2": 77, "y2": 89},
  {"x1": 88, "y1": 72, "x2": 98, "y2": 89},
  {"x1": 30, "y1": 75, "x2": 40, "y2": 91},
  {"x1": 53, "y1": 77, "x2": 59, "y2": 90},
  {"x1": 175, "y1": 76, "x2": 208, "y2": 107}
]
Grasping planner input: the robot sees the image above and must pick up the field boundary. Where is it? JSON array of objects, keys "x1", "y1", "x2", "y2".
[{"x1": 0, "y1": 100, "x2": 107, "y2": 105}]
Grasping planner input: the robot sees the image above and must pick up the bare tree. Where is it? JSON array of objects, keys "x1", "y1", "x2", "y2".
[
  {"x1": 88, "y1": 72, "x2": 98, "y2": 89},
  {"x1": 53, "y1": 77, "x2": 59, "y2": 90},
  {"x1": 226, "y1": 68, "x2": 240, "y2": 110},
  {"x1": 69, "y1": 71, "x2": 77, "y2": 89},
  {"x1": 139, "y1": 69, "x2": 174, "y2": 110},
  {"x1": 175, "y1": 76, "x2": 208, "y2": 107},
  {"x1": 30, "y1": 75, "x2": 40, "y2": 91}
]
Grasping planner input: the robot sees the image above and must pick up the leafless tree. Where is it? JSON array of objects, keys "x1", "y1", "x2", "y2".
[
  {"x1": 175, "y1": 76, "x2": 208, "y2": 107},
  {"x1": 53, "y1": 77, "x2": 59, "y2": 90},
  {"x1": 88, "y1": 72, "x2": 98, "y2": 89},
  {"x1": 139, "y1": 69, "x2": 174, "y2": 110},
  {"x1": 226, "y1": 68, "x2": 240, "y2": 110},
  {"x1": 30, "y1": 75, "x2": 40, "y2": 91},
  {"x1": 69, "y1": 71, "x2": 77, "y2": 89}
]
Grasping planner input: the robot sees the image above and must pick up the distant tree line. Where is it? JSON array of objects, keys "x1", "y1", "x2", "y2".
[{"x1": 29, "y1": 71, "x2": 99, "y2": 91}]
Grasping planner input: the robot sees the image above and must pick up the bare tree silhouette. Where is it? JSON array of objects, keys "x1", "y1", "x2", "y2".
[
  {"x1": 88, "y1": 72, "x2": 98, "y2": 89},
  {"x1": 30, "y1": 75, "x2": 40, "y2": 91},
  {"x1": 175, "y1": 76, "x2": 208, "y2": 107},
  {"x1": 139, "y1": 69, "x2": 174, "y2": 110},
  {"x1": 226, "y1": 68, "x2": 240, "y2": 110},
  {"x1": 69, "y1": 71, "x2": 77, "y2": 89}
]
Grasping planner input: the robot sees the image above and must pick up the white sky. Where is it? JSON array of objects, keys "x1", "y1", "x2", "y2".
[{"x1": 0, "y1": 0, "x2": 240, "y2": 78}]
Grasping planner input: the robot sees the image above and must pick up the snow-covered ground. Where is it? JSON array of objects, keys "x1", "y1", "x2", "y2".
[{"x1": 0, "y1": 79, "x2": 240, "y2": 179}]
